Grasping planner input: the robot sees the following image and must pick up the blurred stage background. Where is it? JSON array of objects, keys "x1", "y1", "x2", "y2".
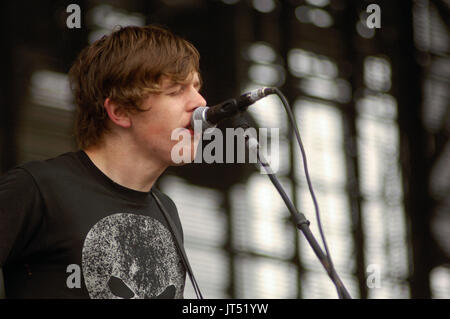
[{"x1": 0, "y1": 0, "x2": 449, "y2": 298}]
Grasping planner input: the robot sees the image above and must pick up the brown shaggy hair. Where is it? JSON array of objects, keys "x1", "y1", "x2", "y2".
[{"x1": 68, "y1": 25, "x2": 201, "y2": 149}]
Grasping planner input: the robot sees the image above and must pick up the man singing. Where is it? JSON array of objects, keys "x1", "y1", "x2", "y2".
[{"x1": 0, "y1": 25, "x2": 206, "y2": 298}]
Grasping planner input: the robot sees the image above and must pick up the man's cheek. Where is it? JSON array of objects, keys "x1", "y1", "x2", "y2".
[{"x1": 170, "y1": 128, "x2": 193, "y2": 164}]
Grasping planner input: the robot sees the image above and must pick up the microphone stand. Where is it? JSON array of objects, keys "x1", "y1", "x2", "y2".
[{"x1": 244, "y1": 134, "x2": 352, "y2": 299}]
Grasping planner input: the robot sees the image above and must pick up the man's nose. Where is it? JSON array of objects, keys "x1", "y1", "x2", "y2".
[
  {"x1": 189, "y1": 90, "x2": 207, "y2": 111},
  {"x1": 197, "y1": 93, "x2": 207, "y2": 108}
]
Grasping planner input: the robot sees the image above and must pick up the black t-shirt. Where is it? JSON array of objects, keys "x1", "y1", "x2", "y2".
[{"x1": 0, "y1": 151, "x2": 186, "y2": 298}]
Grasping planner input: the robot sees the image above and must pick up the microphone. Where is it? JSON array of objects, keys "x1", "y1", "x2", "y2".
[{"x1": 190, "y1": 87, "x2": 276, "y2": 131}]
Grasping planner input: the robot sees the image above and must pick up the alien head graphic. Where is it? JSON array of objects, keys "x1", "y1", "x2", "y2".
[{"x1": 82, "y1": 213, "x2": 185, "y2": 299}]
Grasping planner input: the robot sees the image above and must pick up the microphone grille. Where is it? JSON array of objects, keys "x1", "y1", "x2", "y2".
[{"x1": 191, "y1": 106, "x2": 216, "y2": 130}]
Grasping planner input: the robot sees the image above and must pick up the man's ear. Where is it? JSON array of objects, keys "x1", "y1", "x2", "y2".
[{"x1": 104, "y1": 98, "x2": 131, "y2": 128}]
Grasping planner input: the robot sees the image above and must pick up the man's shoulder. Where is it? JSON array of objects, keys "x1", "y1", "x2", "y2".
[
  {"x1": 0, "y1": 166, "x2": 35, "y2": 190},
  {"x1": 19, "y1": 151, "x2": 81, "y2": 177},
  {"x1": 152, "y1": 188, "x2": 178, "y2": 212},
  {"x1": 5, "y1": 151, "x2": 84, "y2": 191}
]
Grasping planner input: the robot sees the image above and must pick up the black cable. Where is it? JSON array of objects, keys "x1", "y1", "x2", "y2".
[
  {"x1": 258, "y1": 87, "x2": 350, "y2": 298},
  {"x1": 271, "y1": 88, "x2": 336, "y2": 269}
]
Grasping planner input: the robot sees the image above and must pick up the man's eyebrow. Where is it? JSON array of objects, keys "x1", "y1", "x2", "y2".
[
  {"x1": 162, "y1": 75, "x2": 202, "y2": 91},
  {"x1": 163, "y1": 82, "x2": 182, "y2": 90}
]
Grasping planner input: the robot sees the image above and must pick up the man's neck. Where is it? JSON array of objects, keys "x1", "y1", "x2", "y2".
[{"x1": 83, "y1": 138, "x2": 167, "y2": 193}]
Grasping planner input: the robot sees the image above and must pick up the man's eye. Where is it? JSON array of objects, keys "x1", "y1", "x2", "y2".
[{"x1": 168, "y1": 87, "x2": 184, "y2": 96}]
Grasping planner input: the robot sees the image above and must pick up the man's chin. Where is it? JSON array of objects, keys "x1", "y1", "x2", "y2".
[
  {"x1": 170, "y1": 158, "x2": 194, "y2": 167},
  {"x1": 169, "y1": 139, "x2": 200, "y2": 166},
  {"x1": 168, "y1": 149, "x2": 198, "y2": 166}
]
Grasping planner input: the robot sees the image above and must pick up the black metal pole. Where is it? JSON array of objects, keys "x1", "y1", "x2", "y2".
[{"x1": 244, "y1": 133, "x2": 352, "y2": 299}]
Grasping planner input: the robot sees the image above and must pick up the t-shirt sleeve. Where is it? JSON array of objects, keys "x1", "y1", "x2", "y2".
[{"x1": 0, "y1": 168, "x2": 44, "y2": 266}]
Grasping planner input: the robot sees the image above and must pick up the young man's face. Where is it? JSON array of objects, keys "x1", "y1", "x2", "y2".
[{"x1": 128, "y1": 72, "x2": 206, "y2": 166}]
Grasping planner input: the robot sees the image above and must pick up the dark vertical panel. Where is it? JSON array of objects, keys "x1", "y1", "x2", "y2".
[
  {"x1": 0, "y1": 1, "x2": 16, "y2": 172},
  {"x1": 223, "y1": 191, "x2": 235, "y2": 298},
  {"x1": 390, "y1": 1, "x2": 432, "y2": 298},
  {"x1": 340, "y1": 1, "x2": 367, "y2": 299}
]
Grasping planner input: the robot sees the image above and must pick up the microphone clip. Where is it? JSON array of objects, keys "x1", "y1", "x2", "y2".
[{"x1": 205, "y1": 98, "x2": 247, "y2": 125}]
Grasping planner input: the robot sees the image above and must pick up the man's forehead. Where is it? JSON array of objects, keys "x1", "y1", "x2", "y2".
[{"x1": 161, "y1": 72, "x2": 201, "y2": 88}]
